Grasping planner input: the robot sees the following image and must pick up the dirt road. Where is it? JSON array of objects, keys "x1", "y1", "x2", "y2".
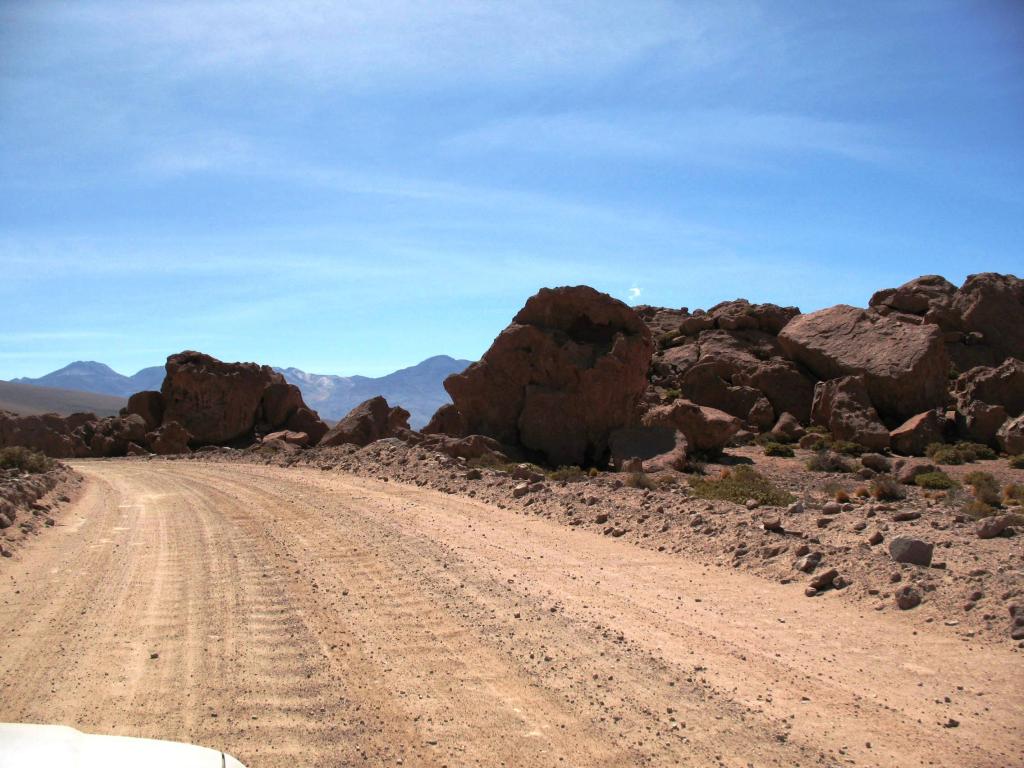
[{"x1": 0, "y1": 461, "x2": 1020, "y2": 767}]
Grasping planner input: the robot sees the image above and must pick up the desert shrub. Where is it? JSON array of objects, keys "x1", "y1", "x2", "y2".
[
  {"x1": 927, "y1": 441, "x2": 997, "y2": 465},
  {"x1": 870, "y1": 474, "x2": 905, "y2": 501},
  {"x1": 829, "y1": 440, "x2": 865, "y2": 457},
  {"x1": 854, "y1": 485, "x2": 870, "y2": 498},
  {"x1": 0, "y1": 446, "x2": 53, "y2": 474},
  {"x1": 624, "y1": 471, "x2": 658, "y2": 490},
  {"x1": 588, "y1": 467, "x2": 600, "y2": 478},
  {"x1": 964, "y1": 471, "x2": 1001, "y2": 505},
  {"x1": 915, "y1": 471, "x2": 959, "y2": 490},
  {"x1": 689, "y1": 465, "x2": 794, "y2": 506},
  {"x1": 664, "y1": 388, "x2": 683, "y2": 402},
  {"x1": 762, "y1": 442, "x2": 795, "y2": 457},
  {"x1": 800, "y1": 434, "x2": 828, "y2": 451},
  {"x1": 960, "y1": 442, "x2": 997, "y2": 461},
  {"x1": 548, "y1": 465, "x2": 586, "y2": 482},
  {"x1": 1004, "y1": 483, "x2": 1024, "y2": 505},
  {"x1": 834, "y1": 488, "x2": 850, "y2": 503},
  {"x1": 806, "y1": 450, "x2": 854, "y2": 473},
  {"x1": 806, "y1": 425, "x2": 830, "y2": 435},
  {"x1": 1009, "y1": 455, "x2": 1024, "y2": 469},
  {"x1": 964, "y1": 500, "x2": 997, "y2": 519}
]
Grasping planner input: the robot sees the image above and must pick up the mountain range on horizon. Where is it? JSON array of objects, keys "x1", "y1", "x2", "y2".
[{"x1": 10, "y1": 356, "x2": 472, "y2": 429}]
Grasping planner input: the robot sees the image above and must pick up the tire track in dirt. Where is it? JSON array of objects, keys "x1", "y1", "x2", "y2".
[{"x1": 1, "y1": 460, "x2": 1021, "y2": 768}]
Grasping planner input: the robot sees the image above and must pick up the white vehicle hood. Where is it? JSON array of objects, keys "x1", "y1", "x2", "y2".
[{"x1": 0, "y1": 723, "x2": 246, "y2": 768}]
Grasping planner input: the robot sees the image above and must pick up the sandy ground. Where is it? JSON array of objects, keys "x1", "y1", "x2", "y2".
[{"x1": 0, "y1": 460, "x2": 1021, "y2": 768}]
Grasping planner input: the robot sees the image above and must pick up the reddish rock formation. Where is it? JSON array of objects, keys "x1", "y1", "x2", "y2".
[
  {"x1": 160, "y1": 351, "x2": 327, "y2": 447},
  {"x1": 889, "y1": 410, "x2": 943, "y2": 456},
  {"x1": 641, "y1": 399, "x2": 741, "y2": 455},
  {"x1": 0, "y1": 411, "x2": 90, "y2": 458},
  {"x1": 320, "y1": 396, "x2": 411, "y2": 448},
  {"x1": 779, "y1": 305, "x2": 949, "y2": 423},
  {"x1": 810, "y1": 375, "x2": 890, "y2": 451},
  {"x1": 147, "y1": 421, "x2": 192, "y2": 455},
  {"x1": 998, "y1": 415, "x2": 1024, "y2": 456},
  {"x1": 123, "y1": 391, "x2": 164, "y2": 431},
  {"x1": 440, "y1": 286, "x2": 653, "y2": 467},
  {"x1": 870, "y1": 273, "x2": 1024, "y2": 370},
  {"x1": 641, "y1": 301, "x2": 814, "y2": 427},
  {"x1": 952, "y1": 358, "x2": 1024, "y2": 418}
]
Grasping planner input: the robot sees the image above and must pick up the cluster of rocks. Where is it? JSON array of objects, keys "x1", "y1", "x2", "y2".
[
  {"x1": 0, "y1": 462, "x2": 78, "y2": 556},
  {"x1": 0, "y1": 351, "x2": 329, "y2": 458},
  {"x1": 419, "y1": 274, "x2": 1022, "y2": 471}
]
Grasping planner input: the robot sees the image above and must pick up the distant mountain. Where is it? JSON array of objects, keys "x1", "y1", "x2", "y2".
[
  {"x1": 0, "y1": 380, "x2": 127, "y2": 418},
  {"x1": 277, "y1": 355, "x2": 471, "y2": 429},
  {"x1": 14, "y1": 355, "x2": 472, "y2": 430},
  {"x1": 13, "y1": 361, "x2": 164, "y2": 398}
]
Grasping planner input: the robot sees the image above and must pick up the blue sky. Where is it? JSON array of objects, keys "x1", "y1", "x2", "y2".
[{"x1": 1, "y1": 1, "x2": 1022, "y2": 379}]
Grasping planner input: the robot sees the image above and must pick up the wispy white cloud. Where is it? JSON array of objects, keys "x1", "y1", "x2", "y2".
[
  {"x1": 14, "y1": 0, "x2": 754, "y2": 89},
  {"x1": 445, "y1": 109, "x2": 891, "y2": 167}
]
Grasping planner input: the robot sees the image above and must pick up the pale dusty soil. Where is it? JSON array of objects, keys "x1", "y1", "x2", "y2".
[{"x1": 0, "y1": 460, "x2": 1022, "y2": 768}]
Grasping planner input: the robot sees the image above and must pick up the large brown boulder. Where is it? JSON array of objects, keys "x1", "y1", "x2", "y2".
[
  {"x1": 641, "y1": 399, "x2": 741, "y2": 455},
  {"x1": 147, "y1": 421, "x2": 192, "y2": 455},
  {"x1": 124, "y1": 390, "x2": 164, "y2": 431},
  {"x1": 0, "y1": 411, "x2": 91, "y2": 458},
  {"x1": 442, "y1": 286, "x2": 653, "y2": 466},
  {"x1": 88, "y1": 414, "x2": 149, "y2": 457},
  {"x1": 998, "y1": 415, "x2": 1024, "y2": 456},
  {"x1": 810, "y1": 375, "x2": 890, "y2": 451},
  {"x1": 870, "y1": 273, "x2": 1023, "y2": 370},
  {"x1": 422, "y1": 403, "x2": 467, "y2": 437},
  {"x1": 952, "y1": 358, "x2": 1024, "y2": 417},
  {"x1": 779, "y1": 305, "x2": 949, "y2": 423},
  {"x1": 951, "y1": 273, "x2": 1024, "y2": 366},
  {"x1": 641, "y1": 301, "x2": 815, "y2": 427},
  {"x1": 159, "y1": 351, "x2": 327, "y2": 446},
  {"x1": 889, "y1": 410, "x2": 943, "y2": 456},
  {"x1": 320, "y1": 396, "x2": 410, "y2": 448}
]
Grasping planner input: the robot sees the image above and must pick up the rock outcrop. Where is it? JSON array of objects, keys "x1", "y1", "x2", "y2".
[
  {"x1": 1, "y1": 352, "x2": 326, "y2": 457},
  {"x1": 889, "y1": 410, "x2": 943, "y2": 456},
  {"x1": 641, "y1": 301, "x2": 814, "y2": 428},
  {"x1": 779, "y1": 305, "x2": 949, "y2": 423},
  {"x1": 161, "y1": 351, "x2": 324, "y2": 446},
  {"x1": 438, "y1": 286, "x2": 653, "y2": 467},
  {"x1": 320, "y1": 396, "x2": 411, "y2": 448},
  {"x1": 641, "y1": 399, "x2": 742, "y2": 455},
  {"x1": 810, "y1": 376, "x2": 890, "y2": 451}
]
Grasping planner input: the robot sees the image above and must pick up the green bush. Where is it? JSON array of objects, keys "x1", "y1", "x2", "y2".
[
  {"x1": 829, "y1": 440, "x2": 865, "y2": 456},
  {"x1": 0, "y1": 446, "x2": 53, "y2": 474},
  {"x1": 1009, "y1": 455, "x2": 1024, "y2": 469},
  {"x1": 806, "y1": 425, "x2": 830, "y2": 435},
  {"x1": 762, "y1": 442, "x2": 795, "y2": 457},
  {"x1": 806, "y1": 450, "x2": 855, "y2": 473},
  {"x1": 689, "y1": 465, "x2": 794, "y2": 506},
  {"x1": 547, "y1": 465, "x2": 586, "y2": 482},
  {"x1": 926, "y1": 441, "x2": 997, "y2": 465},
  {"x1": 664, "y1": 388, "x2": 683, "y2": 402},
  {"x1": 915, "y1": 471, "x2": 959, "y2": 490}
]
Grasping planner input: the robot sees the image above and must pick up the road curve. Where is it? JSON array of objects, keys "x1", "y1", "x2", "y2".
[{"x1": 0, "y1": 460, "x2": 1020, "y2": 767}]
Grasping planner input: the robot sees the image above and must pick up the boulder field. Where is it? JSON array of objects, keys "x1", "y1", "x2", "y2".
[
  {"x1": 2, "y1": 272, "x2": 1022, "y2": 464},
  {"x1": 0, "y1": 351, "x2": 328, "y2": 458}
]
